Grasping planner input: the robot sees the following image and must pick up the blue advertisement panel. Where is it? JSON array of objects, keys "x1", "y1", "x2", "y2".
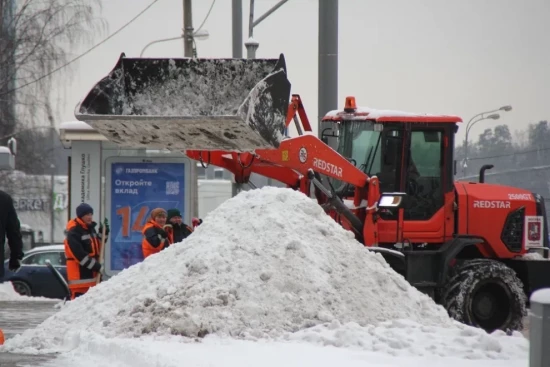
[{"x1": 110, "y1": 162, "x2": 186, "y2": 270}]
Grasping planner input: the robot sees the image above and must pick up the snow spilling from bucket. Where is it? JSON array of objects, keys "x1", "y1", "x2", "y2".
[
  {"x1": 1, "y1": 187, "x2": 529, "y2": 360},
  {"x1": 121, "y1": 58, "x2": 277, "y2": 116}
]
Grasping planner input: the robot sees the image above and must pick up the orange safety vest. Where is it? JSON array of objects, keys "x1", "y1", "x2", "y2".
[
  {"x1": 64, "y1": 218, "x2": 102, "y2": 293},
  {"x1": 142, "y1": 220, "x2": 172, "y2": 259}
]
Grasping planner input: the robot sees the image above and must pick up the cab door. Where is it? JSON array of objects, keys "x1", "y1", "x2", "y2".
[
  {"x1": 401, "y1": 124, "x2": 454, "y2": 244},
  {"x1": 377, "y1": 123, "x2": 455, "y2": 246}
]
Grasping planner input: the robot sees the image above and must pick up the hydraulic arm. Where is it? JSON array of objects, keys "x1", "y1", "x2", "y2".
[{"x1": 184, "y1": 95, "x2": 377, "y2": 242}]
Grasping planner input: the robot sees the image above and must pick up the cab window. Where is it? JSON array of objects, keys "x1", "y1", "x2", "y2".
[
  {"x1": 405, "y1": 130, "x2": 444, "y2": 220},
  {"x1": 22, "y1": 251, "x2": 65, "y2": 266}
]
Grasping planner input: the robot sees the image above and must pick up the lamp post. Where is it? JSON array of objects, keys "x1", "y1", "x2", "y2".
[
  {"x1": 139, "y1": 30, "x2": 209, "y2": 57},
  {"x1": 241, "y1": 0, "x2": 291, "y2": 192},
  {"x1": 462, "y1": 110, "x2": 507, "y2": 177},
  {"x1": 461, "y1": 105, "x2": 512, "y2": 177},
  {"x1": 50, "y1": 163, "x2": 56, "y2": 244},
  {"x1": 245, "y1": 0, "x2": 289, "y2": 58},
  {"x1": 139, "y1": 4, "x2": 210, "y2": 220}
]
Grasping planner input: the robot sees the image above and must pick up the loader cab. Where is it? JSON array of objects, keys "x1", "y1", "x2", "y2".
[
  {"x1": 322, "y1": 97, "x2": 462, "y2": 243},
  {"x1": 321, "y1": 119, "x2": 404, "y2": 196}
]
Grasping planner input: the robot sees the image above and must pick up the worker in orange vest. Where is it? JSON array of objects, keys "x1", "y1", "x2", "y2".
[
  {"x1": 142, "y1": 208, "x2": 173, "y2": 259},
  {"x1": 64, "y1": 203, "x2": 109, "y2": 299}
]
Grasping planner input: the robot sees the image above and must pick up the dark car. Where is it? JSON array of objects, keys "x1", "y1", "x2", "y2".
[{"x1": 1, "y1": 245, "x2": 69, "y2": 299}]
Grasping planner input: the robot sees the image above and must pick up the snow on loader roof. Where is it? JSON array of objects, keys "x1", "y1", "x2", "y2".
[{"x1": 74, "y1": 53, "x2": 292, "y2": 152}]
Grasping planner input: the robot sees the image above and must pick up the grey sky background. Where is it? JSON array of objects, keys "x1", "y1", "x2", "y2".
[{"x1": 56, "y1": 0, "x2": 550, "y2": 145}]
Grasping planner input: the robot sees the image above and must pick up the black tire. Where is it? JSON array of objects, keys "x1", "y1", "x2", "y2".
[
  {"x1": 441, "y1": 258, "x2": 526, "y2": 333},
  {"x1": 11, "y1": 280, "x2": 32, "y2": 297}
]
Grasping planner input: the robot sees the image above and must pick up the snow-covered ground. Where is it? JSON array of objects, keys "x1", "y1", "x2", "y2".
[
  {"x1": 0, "y1": 187, "x2": 531, "y2": 366},
  {"x1": 0, "y1": 282, "x2": 59, "y2": 302},
  {"x1": 37, "y1": 333, "x2": 527, "y2": 367}
]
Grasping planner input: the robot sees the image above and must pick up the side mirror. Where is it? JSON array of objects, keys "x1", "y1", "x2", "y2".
[
  {"x1": 377, "y1": 192, "x2": 407, "y2": 209},
  {"x1": 320, "y1": 127, "x2": 336, "y2": 145}
]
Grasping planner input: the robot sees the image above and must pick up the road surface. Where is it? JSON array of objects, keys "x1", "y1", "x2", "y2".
[{"x1": 0, "y1": 300, "x2": 59, "y2": 367}]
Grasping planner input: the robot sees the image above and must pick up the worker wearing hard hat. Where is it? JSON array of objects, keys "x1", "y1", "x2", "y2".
[
  {"x1": 64, "y1": 203, "x2": 109, "y2": 299},
  {"x1": 142, "y1": 208, "x2": 173, "y2": 259},
  {"x1": 165, "y1": 208, "x2": 194, "y2": 243}
]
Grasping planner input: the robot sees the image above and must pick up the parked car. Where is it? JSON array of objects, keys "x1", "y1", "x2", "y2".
[
  {"x1": 2, "y1": 223, "x2": 37, "y2": 259},
  {"x1": 1, "y1": 245, "x2": 69, "y2": 300}
]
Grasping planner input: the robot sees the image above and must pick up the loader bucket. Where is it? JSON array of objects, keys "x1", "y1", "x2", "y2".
[{"x1": 75, "y1": 53, "x2": 291, "y2": 151}]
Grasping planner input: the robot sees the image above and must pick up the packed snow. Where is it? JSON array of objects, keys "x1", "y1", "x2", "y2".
[
  {"x1": 1, "y1": 187, "x2": 529, "y2": 364},
  {"x1": 323, "y1": 105, "x2": 455, "y2": 120},
  {"x1": 530, "y1": 288, "x2": 550, "y2": 304},
  {"x1": 0, "y1": 281, "x2": 57, "y2": 302},
  {"x1": 38, "y1": 332, "x2": 528, "y2": 367},
  {"x1": 521, "y1": 251, "x2": 549, "y2": 260}
]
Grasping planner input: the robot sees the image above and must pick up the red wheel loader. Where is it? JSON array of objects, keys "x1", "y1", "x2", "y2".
[{"x1": 75, "y1": 52, "x2": 550, "y2": 333}]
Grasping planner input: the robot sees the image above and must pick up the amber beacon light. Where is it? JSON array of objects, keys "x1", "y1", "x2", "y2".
[{"x1": 344, "y1": 96, "x2": 357, "y2": 112}]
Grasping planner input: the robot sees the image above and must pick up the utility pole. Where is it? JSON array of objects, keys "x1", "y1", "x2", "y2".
[
  {"x1": 232, "y1": 0, "x2": 243, "y2": 58},
  {"x1": 318, "y1": 0, "x2": 338, "y2": 150},
  {"x1": 244, "y1": 0, "x2": 289, "y2": 191},
  {"x1": 230, "y1": 0, "x2": 244, "y2": 196},
  {"x1": 183, "y1": 0, "x2": 194, "y2": 57},
  {"x1": 46, "y1": 100, "x2": 56, "y2": 244},
  {"x1": 183, "y1": 0, "x2": 199, "y2": 219}
]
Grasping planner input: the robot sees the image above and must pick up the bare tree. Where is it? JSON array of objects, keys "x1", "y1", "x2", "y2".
[
  {"x1": 0, "y1": 0, "x2": 105, "y2": 135},
  {"x1": 0, "y1": 0, "x2": 105, "y2": 167},
  {"x1": 0, "y1": 0, "x2": 105, "y2": 224}
]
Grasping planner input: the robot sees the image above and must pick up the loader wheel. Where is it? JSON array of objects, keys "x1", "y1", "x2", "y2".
[{"x1": 441, "y1": 259, "x2": 526, "y2": 333}]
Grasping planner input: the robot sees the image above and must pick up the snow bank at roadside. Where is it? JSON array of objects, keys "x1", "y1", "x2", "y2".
[
  {"x1": 0, "y1": 282, "x2": 58, "y2": 302},
  {"x1": 37, "y1": 330, "x2": 528, "y2": 367}
]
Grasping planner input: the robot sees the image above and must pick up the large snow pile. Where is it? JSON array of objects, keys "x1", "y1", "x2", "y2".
[{"x1": 1, "y1": 187, "x2": 528, "y2": 360}]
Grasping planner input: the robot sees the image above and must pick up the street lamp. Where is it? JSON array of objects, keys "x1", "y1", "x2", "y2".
[
  {"x1": 461, "y1": 105, "x2": 512, "y2": 177},
  {"x1": 193, "y1": 29, "x2": 209, "y2": 41},
  {"x1": 139, "y1": 29, "x2": 210, "y2": 57},
  {"x1": 245, "y1": 0, "x2": 290, "y2": 59},
  {"x1": 462, "y1": 112, "x2": 503, "y2": 177}
]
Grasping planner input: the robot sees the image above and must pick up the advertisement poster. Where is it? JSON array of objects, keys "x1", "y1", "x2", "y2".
[
  {"x1": 70, "y1": 141, "x2": 101, "y2": 218},
  {"x1": 110, "y1": 162, "x2": 186, "y2": 270},
  {"x1": 524, "y1": 215, "x2": 544, "y2": 249}
]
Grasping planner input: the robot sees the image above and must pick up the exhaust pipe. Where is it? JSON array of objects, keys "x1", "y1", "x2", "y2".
[{"x1": 479, "y1": 164, "x2": 494, "y2": 183}]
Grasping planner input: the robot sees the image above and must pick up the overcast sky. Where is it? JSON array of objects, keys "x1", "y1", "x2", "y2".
[{"x1": 54, "y1": 0, "x2": 550, "y2": 145}]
